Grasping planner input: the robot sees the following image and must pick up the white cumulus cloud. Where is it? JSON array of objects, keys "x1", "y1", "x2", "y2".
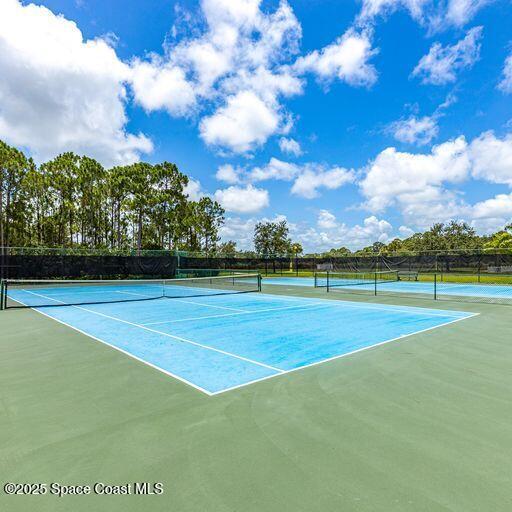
[
  {"x1": 216, "y1": 163, "x2": 242, "y2": 184},
  {"x1": 219, "y1": 213, "x2": 291, "y2": 249},
  {"x1": 295, "y1": 29, "x2": 378, "y2": 87},
  {"x1": 220, "y1": 211, "x2": 395, "y2": 252},
  {"x1": 291, "y1": 166, "x2": 355, "y2": 199},
  {"x1": 219, "y1": 216, "x2": 258, "y2": 249},
  {"x1": 249, "y1": 157, "x2": 299, "y2": 181},
  {"x1": 199, "y1": 91, "x2": 281, "y2": 153},
  {"x1": 469, "y1": 131, "x2": 512, "y2": 185},
  {"x1": 229, "y1": 158, "x2": 355, "y2": 198},
  {"x1": 444, "y1": 0, "x2": 492, "y2": 28},
  {"x1": 387, "y1": 115, "x2": 439, "y2": 145},
  {"x1": 0, "y1": 0, "x2": 152, "y2": 166},
  {"x1": 471, "y1": 193, "x2": 512, "y2": 220},
  {"x1": 468, "y1": 192, "x2": 512, "y2": 233},
  {"x1": 214, "y1": 184, "x2": 269, "y2": 213},
  {"x1": 359, "y1": 130, "x2": 512, "y2": 230},
  {"x1": 317, "y1": 210, "x2": 338, "y2": 229},
  {"x1": 358, "y1": 0, "x2": 491, "y2": 31},
  {"x1": 386, "y1": 94, "x2": 456, "y2": 146},
  {"x1": 129, "y1": 60, "x2": 196, "y2": 116},
  {"x1": 358, "y1": 0, "x2": 430, "y2": 23},
  {"x1": 184, "y1": 178, "x2": 204, "y2": 201},
  {"x1": 130, "y1": 0, "x2": 303, "y2": 154},
  {"x1": 399, "y1": 225, "x2": 415, "y2": 238},
  {"x1": 279, "y1": 137, "x2": 302, "y2": 156},
  {"x1": 412, "y1": 26, "x2": 483, "y2": 85},
  {"x1": 298, "y1": 212, "x2": 394, "y2": 251},
  {"x1": 360, "y1": 136, "x2": 470, "y2": 213},
  {"x1": 498, "y1": 52, "x2": 512, "y2": 94}
]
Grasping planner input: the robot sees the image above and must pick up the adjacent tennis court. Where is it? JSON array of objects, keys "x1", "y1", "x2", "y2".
[
  {"x1": 264, "y1": 275, "x2": 512, "y2": 300},
  {"x1": 2, "y1": 275, "x2": 476, "y2": 394}
]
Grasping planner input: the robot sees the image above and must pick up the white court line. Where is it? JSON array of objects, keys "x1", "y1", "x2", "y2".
[
  {"x1": 21, "y1": 290, "x2": 283, "y2": 375},
  {"x1": 142, "y1": 302, "x2": 329, "y2": 326},
  {"x1": 18, "y1": 284, "x2": 165, "y2": 297},
  {"x1": 15, "y1": 285, "x2": 250, "y2": 314},
  {"x1": 6, "y1": 295, "x2": 214, "y2": 396},
  {"x1": 115, "y1": 289, "x2": 247, "y2": 312},
  {"x1": 209, "y1": 311, "x2": 480, "y2": 395},
  {"x1": 20, "y1": 290, "x2": 283, "y2": 372},
  {"x1": 118, "y1": 286, "x2": 472, "y2": 319},
  {"x1": 115, "y1": 290, "x2": 162, "y2": 297},
  {"x1": 8, "y1": 288, "x2": 479, "y2": 396},
  {"x1": 170, "y1": 298, "x2": 246, "y2": 312},
  {"x1": 329, "y1": 281, "x2": 512, "y2": 299},
  {"x1": 247, "y1": 291, "x2": 471, "y2": 318},
  {"x1": 435, "y1": 283, "x2": 492, "y2": 291},
  {"x1": 32, "y1": 281, "x2": 473, "y2": 318}
]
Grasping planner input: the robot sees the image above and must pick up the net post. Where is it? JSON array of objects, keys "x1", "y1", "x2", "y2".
[
  {"x1": 258, "y1": 274, "x2": 262, "y2": 292},
  {"x1": 327, "y1": 271, "x2": 330, "y2": 292},
  {"x1": 374, "y1": 272, "x2": 377, "y2": 296},
  {"x1": 0, "y1": 280, "x2": 4, "y2": 311},
  {"x1": 434, "y1": 273, "x2": 437, "y2": 300},
  {"x1": 2, "y1": 280, "x2": 6, "y2": 310}
]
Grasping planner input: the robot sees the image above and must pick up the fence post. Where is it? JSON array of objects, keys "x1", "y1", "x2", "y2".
[{"x1": 0, "y1": 246, "x2": 5, "y2": 281}]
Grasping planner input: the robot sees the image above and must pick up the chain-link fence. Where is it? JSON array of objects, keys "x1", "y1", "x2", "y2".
[
  {"x1": 1, "y1": 247, "x2": 512, "y2": 287},
  {"x1": 0, "y1": 253, "x2": 177, "y2": 280}
]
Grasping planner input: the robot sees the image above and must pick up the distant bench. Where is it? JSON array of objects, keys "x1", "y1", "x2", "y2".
[
  {"x1": 487, "y1": 266, "x2": 512, "y2": 274},
  {"x1": 398, "y1": 271, "x2": 419, "y2": 281}
]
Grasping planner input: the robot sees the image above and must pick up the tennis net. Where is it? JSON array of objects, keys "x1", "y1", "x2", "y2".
[
  {"x1": 0, "y1": 274, "x2": 261, "y2": 309},
  {"x1": 314, "y1": 270, "x2": 399, "y2": 291},
  {"x1": 175, "y1": 268, "x2": 259, "y2": 278}
]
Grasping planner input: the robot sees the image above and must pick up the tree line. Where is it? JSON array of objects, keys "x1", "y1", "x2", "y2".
[
  {"x1": 0, "y1": 140, "x2": 224, "y2": 253},
  {"x1": 2, "y1": 138, "x2": 510, "y2": 257},
  {"x1": 320, "y1": 221, "x2": 512, "y2": 257},
  {"x1": 246, "y1": 220, "x2": 512, "y2": 258},
  {"x1": 253, "y1": 220, "x2": 302, "y2": 257}
]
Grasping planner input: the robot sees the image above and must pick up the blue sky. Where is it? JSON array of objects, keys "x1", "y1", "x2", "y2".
[{"x1": 1, "y1": 0, "x2": 512, "y2": 251}]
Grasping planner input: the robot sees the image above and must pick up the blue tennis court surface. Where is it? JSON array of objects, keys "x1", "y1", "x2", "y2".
[
  {"x1": 264, "y1": 276, "x2": 512, "y2": 299},
  {"x1": 8, "y1": 286, "x2": 476, "y2": 395}
]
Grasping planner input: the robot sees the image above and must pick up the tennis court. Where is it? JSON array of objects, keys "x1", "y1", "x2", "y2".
[
  {"x1": 1, "y1": 276, "x2": 475, "y2": 394},
  {"x1": 4, "y1": 274, "x2": 512, "y2": 512},
  {"x1": 264, "y1": 275, "x2": 512, "y2": 300}
]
